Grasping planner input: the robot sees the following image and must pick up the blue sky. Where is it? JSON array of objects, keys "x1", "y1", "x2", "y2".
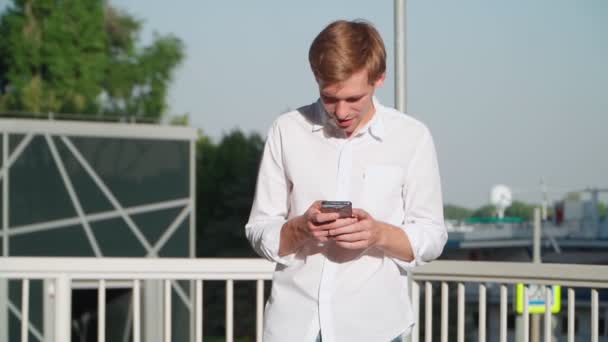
[{"x1": 2, "y1": 0, "x2": 607, "y2": 208}]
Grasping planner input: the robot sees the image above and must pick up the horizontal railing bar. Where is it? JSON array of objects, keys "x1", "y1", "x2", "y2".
[
  {"x1": 0, "y1": 257, "x2": 274, "y2": 272},
  {"x1": 411, "y1": 275, "x2": 608, "y2": 288},
  {"x1": 1, "y1": 259, "x2": 607, "y2": 288},
  {"x1": 412, "y1": 261, "x2": 608, "y2": 288},
  {"x1": 72, "y1": 280, "x2": 135, "y2": 289},
  {"x1": 0, "y1": 257, "x2": 275, "y2": 278},
  {"x1": 0, "y1": 273, "x2": 275, "y2": 281},
  {"x1": 0, "y1": 118, "x2": 198, "y2": 141}
]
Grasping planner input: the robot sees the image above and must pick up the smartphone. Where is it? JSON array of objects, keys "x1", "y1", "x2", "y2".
[{"x1": 320, "y1": 200, "x2": 352, "y2": 218}]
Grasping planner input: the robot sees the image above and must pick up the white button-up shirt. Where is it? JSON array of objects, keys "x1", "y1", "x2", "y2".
[{"x1": 246, "y1": 98, "x2": 447, "y2": 342}]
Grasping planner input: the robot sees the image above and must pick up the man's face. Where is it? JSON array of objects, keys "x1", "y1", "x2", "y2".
[{"x1": 318, "y1": 69, "x2": 385, "y2": 137}]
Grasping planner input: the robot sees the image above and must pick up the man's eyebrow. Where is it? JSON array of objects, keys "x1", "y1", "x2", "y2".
[
  {"x1": 321, "y1": 93, "x2": 365, "y2": 99},
  {"x1": 346, "y1": 95, "x2": 364, "y2": 101}
]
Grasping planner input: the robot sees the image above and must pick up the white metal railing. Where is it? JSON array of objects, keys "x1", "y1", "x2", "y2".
[
  {"x1": 0, "y1": 257, "x2": 275, "y2": 342},
  {"x1": 0, "y1": 258, "x2": 607, "y2": 342},
  {"x1": 410, "y1": 261, "x2": 608, "y2": 342}
]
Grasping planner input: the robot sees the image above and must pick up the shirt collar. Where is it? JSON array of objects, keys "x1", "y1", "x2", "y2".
[
  {"x1": 312, "y1": 99, "x2": 325, "y2": 132},
  {"x1": 312, "y1": 97, "x2": 385, "y2": 141}
]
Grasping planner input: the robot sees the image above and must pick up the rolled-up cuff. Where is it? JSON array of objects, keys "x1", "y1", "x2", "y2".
[
  {"x1": 258, "y1": 221, "x2": 296, "y2": 266},
  {"x1": 390, "y1": 223, "x2": 442, "y2": 271}
]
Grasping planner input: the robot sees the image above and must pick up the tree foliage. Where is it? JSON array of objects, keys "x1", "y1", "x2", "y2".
[
  {"x1": 195, "y1": 130, "x2": 265, "y2": 338},
  {"x1": 504, "y1": 200, "x2": 535, "y2": 221},
  {"x1": 102, "y1": 5, "x2": 183, "y2": 118},
  {"x1": 196, "y1": 130, "x2": 265, "y2": 257},
  {"x1": 0, "y1": 0, "x2": 107, "y2": 113},
  {"x1": 444, "y1": 204, "x2": 473, "y2": 221},
  {"x1": 0, "y1": 0, "x2": 184, "y2": 119},
  {"x1": 470, "y1": 204, "x2": 497, "y2": 219}
]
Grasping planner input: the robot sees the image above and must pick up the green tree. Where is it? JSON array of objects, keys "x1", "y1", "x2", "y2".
[
  {"x1": 470, "y1": 204, "x2": 496, "y2": 219},
  {"x1": 598, "y1": 201, "x2": 607, "y2": 221},
  {"x1": 196, "y1": 130, "x2": 264, "y2": 257},
  {"x1": 0, "y1": 0, "x2": 107, "y2": 113},
  {"x1": 504, "y1": 200, "x2": 535, "y2": 221},
  {"x1": 102, "y1": 5, "x2": 184, "y2": 119},
  {"x1": 0, "y1": 0, "x2": 184, "y2": 120},
  {"x1": 444, "y1": 204, "x2": 473, "y2": 221},
  {"x1": 195, "y1": 130, "x2": 265, "y2": 338},
  {"x1": 468, "y1": 201, "x2": 537, "y2": 221},
  {"x1": 168, "y1": 113, "x2": 190, "y2": 126}
]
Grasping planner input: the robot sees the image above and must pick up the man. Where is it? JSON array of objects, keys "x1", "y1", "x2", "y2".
[{"x1": 246, "y1": 19, "x2": 447, "y2": 342}]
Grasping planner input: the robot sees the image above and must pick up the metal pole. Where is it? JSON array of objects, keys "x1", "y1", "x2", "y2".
[
  {"x1": 531, "y1": 208, "x2": 542, "y2": 342},
  {"x1": 533, "y1": 208, "x2": 541, "y2": 264},
  {"x1": 394, "y1": 0, "x2": 407, "y2": 113},
  {"x1": 189, "y1": 138, "x2": 197, "y2": 342},
  {"x1": 395, "y1": 4, "x2": 408, "y2": 339},
  {"x1": 1, "y1": 132, "x2": 8, "y2": 342},
  {"x1": 590, "y1": 189, "x2": 599, "y2": 236},
  {"x1": 2, "y1": 131, "x2": 8, "y2": 256}
]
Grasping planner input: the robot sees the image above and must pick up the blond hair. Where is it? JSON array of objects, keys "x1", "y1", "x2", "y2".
[{"x1": 309, "y1": 20, "x2": 386, "y2": 86}]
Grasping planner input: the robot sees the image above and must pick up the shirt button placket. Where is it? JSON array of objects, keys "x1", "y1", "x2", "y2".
[{"x1": 318, "y1": 139, "x2": 352, "y2": 342}]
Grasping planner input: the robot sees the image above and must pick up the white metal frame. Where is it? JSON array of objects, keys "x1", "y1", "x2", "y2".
[
  {"x1": 1, "y1": 258, "x2": 607, "y2": 342},
  {"x1": 0, "y1": 118, "x2": 197, "y2": 342},
  {"x1": 408, "y1": 261, "x2": 608, "y2": 342}
]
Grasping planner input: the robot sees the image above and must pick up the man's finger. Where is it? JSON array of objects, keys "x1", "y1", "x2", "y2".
[
  {"x1": 320, "y1": 217, "x2": 357, "y2": 231},
  {"x1": 328, "y1": 221, "x2": 362, "y2": 236},
  {"x1": 332, "y1": 231, "x2": 367, "y2": 242},
  {"x1": 312, "y1": 230, "x2": 330, "y2": 239},
  {"x1": 312, "y1": 212, "x2": 340, "y2": 224},
  {"x1": 351, "y1": 208, "x2": 369, "y2": 219},
  {"x1": 335, "y1": 240, "x2": 368, "y2": 250}
]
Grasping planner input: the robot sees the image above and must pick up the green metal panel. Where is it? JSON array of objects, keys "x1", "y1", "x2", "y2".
[
  {"x1": 90, "y1": 217, "x2": 148, "y2": 257},
  {"x1": 131, "y1": 207, "x2": 185, "y2": 250},
  {"x1": 11, "y1": 224, "x2": 95, "y2": 256},
  {"x1": 172, "y1": 283, "x2": 191, "y2": 342},
  {"x1": 9, "y1": 136, "x2": 76, "y2": 227},
  {"x1": 54, "y1": 136, "x2": 114, "y2": 214},
  {"x1": 159, "y1": 218, "x2": 189, "y2": 258},
  {"x1": 8, "y1": 279, "x2": 44, "y2": 342},
  {"x1": 3, "y1": 121, "x2": 195, "y2": 342},
  {"x1": 8, "y1": 134, "x2": 25, "y2": 155},
  {"x1": 68, "y1": 137, "x2": 189, "y2": 207}
]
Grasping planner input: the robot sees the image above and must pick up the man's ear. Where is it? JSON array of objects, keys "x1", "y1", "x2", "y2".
[{"x1": 373, "y1": 72, "x2": 386, "y2": 88}]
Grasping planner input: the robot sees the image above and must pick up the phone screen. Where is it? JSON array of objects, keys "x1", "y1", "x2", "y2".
[{"x1": 320, "y1": 201, "x2": 352, "y2": 218}]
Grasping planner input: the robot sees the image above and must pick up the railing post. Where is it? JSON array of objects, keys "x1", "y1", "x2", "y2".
[
  {"x1": 425, "y1": 282, "x2": 432, "y2": 342},
  {"x1": 0, "y1": 278, "x2": 7, "y2": 342},
  {"x1": 43, "y1": 280, "x2": 55, "y2": 342},
  {"x1": 143, "y1": 280, "x2": 164, "y2": 342},
  {"x1": 226, "y1": 280, "x2": 234, "y2": 342},
  {"x1": 256, "y1": 279, "x2": 264, "y2": 342},
  {"x1": 54, "y1": 275, "x2": 71, "y2": 342}
]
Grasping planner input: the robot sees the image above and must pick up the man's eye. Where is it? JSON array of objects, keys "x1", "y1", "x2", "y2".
[
  {"x1": 346, "y1": 97, "x2": 361, "y2": 103},
  {"x1": 322, "y1": 96, "x2": 338, "y2": 104}
]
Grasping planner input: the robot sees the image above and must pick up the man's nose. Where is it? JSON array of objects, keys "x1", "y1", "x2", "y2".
[{"x1": 334, "y1": 101, "x2": 348, "y2": 119}]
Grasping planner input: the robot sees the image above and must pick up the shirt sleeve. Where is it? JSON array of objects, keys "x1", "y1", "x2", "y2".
[
  {"x1": 392, "y1": 127, "x2": 448, "y2": 271},
  {"x1": 245, "y1": 121, "x2": 295, "y2": 266}
]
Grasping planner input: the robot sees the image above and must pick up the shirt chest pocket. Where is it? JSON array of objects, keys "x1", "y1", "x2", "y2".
[{"x1": 361, "y1": 164, "x2": 404, "y2": 219}]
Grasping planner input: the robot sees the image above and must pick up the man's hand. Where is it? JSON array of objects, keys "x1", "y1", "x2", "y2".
[
  {"x1": 329, "y1": 208, "x2": 414, "y2": 261},
  {"x1": 278, "y1": 201, "x2": 357, "y2": 256},
  {"x1": 328, "y1": 208, "x2": 383, "y2": 250},
  {"x1": 302, "y1": 202, "x2": 358, "y2": 242}
]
